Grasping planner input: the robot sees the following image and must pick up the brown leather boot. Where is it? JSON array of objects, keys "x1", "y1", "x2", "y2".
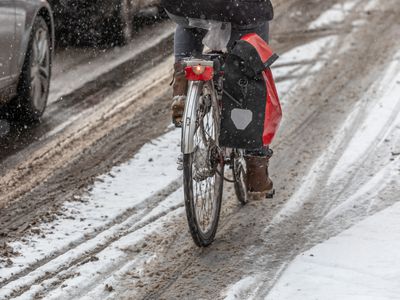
[
  {"x1": 171, "y1": 62, "x2": 188, "y2": 127},
  {"x1": 245, "y1": 153, "x2": 274, "y2": 200}
]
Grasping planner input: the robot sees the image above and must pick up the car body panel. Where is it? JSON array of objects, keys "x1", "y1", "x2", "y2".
[{"x1": 0, "y1": 1, "x2": 15, "y2": 92}]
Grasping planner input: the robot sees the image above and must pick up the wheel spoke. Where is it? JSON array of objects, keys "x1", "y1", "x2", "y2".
[
  {"x1": 39, "y1": 73, "x2": 48, "y2": 94},
  {"x1": 32, "y1": 35, "x2": 39, "y2": 62},
  {"x1": 39, "y1": 66, "x2": 49, "y2": 81},
  {"x1": 31, "y1": 76, "x2": 42, "y2": 108},
  {"x1": 184, "y1": 82, "x2": 223, "y2": 245},
  {"x1": 37, "y1": 31, "x2": 48, "y2": 64},
  {"x1": 190, "y1": 90, "x2": 222, "y2": 233},
  {"x1": 30, "y1": 77, "x2": 37, "y2": 100}
]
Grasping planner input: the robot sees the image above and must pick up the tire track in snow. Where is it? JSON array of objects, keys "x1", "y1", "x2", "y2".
[
  {"x1": 0, "y1": 181, "x2": 182, "y2": 299},
  {"x1": 0, "y1": 129, "x2": 184, "y2": 299},
  {"x1": 236, "y1": 2, "x2": 400, "y2": 298},
  {"x1": 0, "y1": 58, "x2": 173, "y2": 210}
]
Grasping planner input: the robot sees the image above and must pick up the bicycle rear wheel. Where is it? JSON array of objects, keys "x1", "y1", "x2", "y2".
[{"x1": 183, "y1": 90, "x2": 224, "y2": 247}]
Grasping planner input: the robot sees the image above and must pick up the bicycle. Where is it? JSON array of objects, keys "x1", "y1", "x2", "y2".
[{"x1": 180, "y1": 54, "x2": 249, "y2": 247}]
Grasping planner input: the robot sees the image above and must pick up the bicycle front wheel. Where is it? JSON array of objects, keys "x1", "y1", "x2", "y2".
[{"x1": 182, "y1": 89, "x2": 224, "y2": 247}]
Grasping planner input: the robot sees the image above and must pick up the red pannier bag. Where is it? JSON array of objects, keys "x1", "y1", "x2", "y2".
[{"x1": 219, "y1": 33, "x2": 282, "y2": 148}]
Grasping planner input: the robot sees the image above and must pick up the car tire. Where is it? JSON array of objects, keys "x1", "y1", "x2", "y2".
[{"x1": 14, "y1": 16, "x2": 51, "y2": 123}]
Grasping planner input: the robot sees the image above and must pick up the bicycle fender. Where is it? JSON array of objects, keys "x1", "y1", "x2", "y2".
[{"x1": 182, "y1": 81, "x2": 204, "y2": 154}]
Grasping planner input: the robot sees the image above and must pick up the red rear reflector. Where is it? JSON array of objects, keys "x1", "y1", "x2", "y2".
[{"x1": 185, "y1": 66, "x2": 214, "y2": 81}]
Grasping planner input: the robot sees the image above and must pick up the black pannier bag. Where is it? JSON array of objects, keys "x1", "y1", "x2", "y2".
[
  {"x1": 219, "y1": 33, "x2": 282, "y2": 149},
  {"x1": 161, "y1": 0, "x2": 274, "y2": 25}
]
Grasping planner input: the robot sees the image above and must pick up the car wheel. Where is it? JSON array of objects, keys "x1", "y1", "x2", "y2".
[{"x1": 15, "y1": 16, "x2": 51, "y2": 123}]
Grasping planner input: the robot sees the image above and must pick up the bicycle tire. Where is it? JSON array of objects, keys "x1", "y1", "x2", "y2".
[
  {"x1": 183, "y1": 153, "x2": 224, "y2": 247},
  {"x1": 182, "y1": 81, "x2": 224, "y2": 247}
]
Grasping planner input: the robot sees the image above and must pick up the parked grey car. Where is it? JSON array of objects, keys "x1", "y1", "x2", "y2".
[
  {"x1": 0, "y1": 0, "x2": 54, "y2": 122},
  {"x1": 51, "y1": 0, "x2": 160, "y2": 45}
]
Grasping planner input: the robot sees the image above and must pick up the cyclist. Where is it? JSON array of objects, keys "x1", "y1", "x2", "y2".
[{"x1": 162, "y1": 0, "x2": 275, "y2": 199}]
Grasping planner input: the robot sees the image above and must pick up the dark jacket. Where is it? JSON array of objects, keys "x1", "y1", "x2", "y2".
[{"x1": 161, "y1": 0, "x2": 274, "y2": 25}]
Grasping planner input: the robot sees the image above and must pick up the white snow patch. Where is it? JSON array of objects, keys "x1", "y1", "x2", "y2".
[
  {"x1": 364, "y1": 0, "x2": 381, "y2": 12},
  {"x1": 308, "y1": 0, "x2": 358, "y2": 30},
  {"x1": 223, "y1": 276, "x2": 259, "y2": 300},
  {"x1": 323, "y1": 158, "x2": 400, "y2": 222},
  {"x1": 266, "y1": 201, "x2": 400, "y2": 300},
  {"x1": 352, "y1": 19, "x2": 367, "y2": 27},
  {"x1": 327, "y1": 52, "x2": 400, "y2": 184},
  {"x1": 43, "y1": 190, "x2": 184, "y2": 300},
  {"x1": 274, "y1": 36, "x2": 338, "y2": 96}
]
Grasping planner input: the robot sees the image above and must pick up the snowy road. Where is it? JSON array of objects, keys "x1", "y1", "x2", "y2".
[{"x1": 0, "y1": 0, "x2": 399, "y2": 299}]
